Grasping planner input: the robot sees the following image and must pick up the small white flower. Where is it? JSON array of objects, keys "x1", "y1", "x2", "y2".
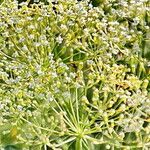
[
  {"x1": 19, "y1": 38, "x2": 25, "y2": 43},
  {"x1": 60, "y1": 24, "x2": 67, "y2": 31},
  {"x1": 67, "y1": 21, "x2": 74, "y2": 26},
  {"x1": 119, "y1": 132, "x2": 125, "y2": 138},
  {"x1": 37, "y1": 17, "x2": 43, "y2": 21},
  {"x1": 0, "y1": 104, "x2": 5, "y2": 110},
  {"x1": 70, "y1": 72, "x2": 76, "y2": 78},
  {"x1": 120, "y1": 104, "x2": 126, "y2": 111},
  {"x1": 113, "y1": 37, "x2": 120, "y2": 42},
  {"x1": 19, "y1": 2, "x2": 28, "y2": 6},
  {"x1": 37, "y1": 70, "x2": 44, "y2": 75},
  {"x1": 2, "y1": 32, "x2": 9, "y2": 37},
  {"x1": 47, "y1": 97, "x2": 53, "y2": 102},
  {"x1": 9, "y1": 42, "x2": 14, "y2": 48},
  {"x1": 43, "y1": 41, "x2": 49, "y2": 46},
  {"x1": 74, "y1": 82, "x2": 82, "y2": 88},
  {"x1": 87, "y1": 60, "x2": 94, "y2": 65},
  {"x1": 126, "y1": 35, "x2": 132, "y2": 40},
  {"x1": 26, "y1": 17, "x2": 33, "y2": 21},
  {"x1": 34, "y1": 42, "x2": 41, "y2": 47},
  {"x1": 133, "y1": 17, "x2": 140, "y2": 25},
  {"x1": 28, "y1": 34, "x2": 34, "y2": 40},
  {"x1": 106, "y1": 144, "x2": 111, "y2": 149},
  {"x1": 111, "y1": 48, "x2": 119, "y2": 55},
  {"x1": 119, "y1": 114, "x2": 124, "y2": 119},
  {"x1": 22, "y1": 45, "x2": 28, "y2": 51},
  {"x1": 51, "y1": 72, "x2": 57, "y2": 78},
  {"x1": 56, "y1": 35, "x2": 63, "y2": 44},
  {"x1": 63, "y1": 92, "x2": 70, "y2": 98},
  {"x1": 28, "y1": 25, "x2": 35, "y2": 30},
  {"x1": 89, "y1": 3, "x2": 93, "y2": 9},
  {"x1": 39, "y1": 93, "x2": 45, "y2": 99},
  {"x1": 34, "y1": 0, "x2": 39, "y2": 2},
  {"x1": 83, "y1": 28, "x2": 89, "y2": 36},
  {"x1": 16, "y1": 28, "x2": 22, "y2": 33},
  {"x1": 145, "y1": 26, "x2": 149, "y2": 30},
  {"x1": 65, "y1": 77, "x2": 71, "y2": 83},
  {"x1": 48, "y1": 53, "x2": 54, "y2": 59},
  {"x1": 51, "y1": 0, "x2": 58, "y2": 2},
  {"x1": 147, "y1": 62, "x2": 150, "y2": 67},
  {"x1": 45, "y1": 26, "x2": 51, "y2": 30},
  {"x1": 17, "y1": 105, "x2": 23, "y2": 111},
  {"x1": 39, "y1": 35, "x2": 46, "y2": 41}
]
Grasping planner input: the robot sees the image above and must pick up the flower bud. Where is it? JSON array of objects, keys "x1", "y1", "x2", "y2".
[{"x1": 141, "y1": 79, "x2": 149, "y2": 89}]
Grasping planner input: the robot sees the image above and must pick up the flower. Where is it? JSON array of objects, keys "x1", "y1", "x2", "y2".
[
  {"x1": 34, "y1": 42, "x2": 41, "y2": 47},
  {"x1": 106, "y1": 144, "x2": 111, "y2": 149},
  {"x1": 22, "y1": 45, "x2": 28, "y2": 51},
  {"x1": 56, "y1": 35, "x2": 63, "y2": 44},
  {"x1": 0, "y1": 0, "x2": 149, "y2": 149},
  {"x1": 34, "y1": 0, "x2": 39, "y2": 2}
]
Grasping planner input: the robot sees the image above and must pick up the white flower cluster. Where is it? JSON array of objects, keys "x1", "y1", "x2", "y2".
[{"x1": 0, "y1": 0, "x2": 150, "y2": 149}]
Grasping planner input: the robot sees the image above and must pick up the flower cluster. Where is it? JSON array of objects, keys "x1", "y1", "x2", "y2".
[{"x1": 0, "y1": 0, "x2": 150, "y2": 149}]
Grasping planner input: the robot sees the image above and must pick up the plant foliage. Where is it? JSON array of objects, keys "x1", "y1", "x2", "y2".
[{"x1": 0, "y1": 0, "x2": 150, "y2": 149}]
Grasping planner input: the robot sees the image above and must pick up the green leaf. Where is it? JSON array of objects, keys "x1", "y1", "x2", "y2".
[{"x1": 4, "y1": 144, "x2": 23, "y2": 150}]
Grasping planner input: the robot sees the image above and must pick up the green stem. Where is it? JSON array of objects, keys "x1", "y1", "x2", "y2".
[{"x1": 76, "y1": 88, "x2": 79, "y2": 123}]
